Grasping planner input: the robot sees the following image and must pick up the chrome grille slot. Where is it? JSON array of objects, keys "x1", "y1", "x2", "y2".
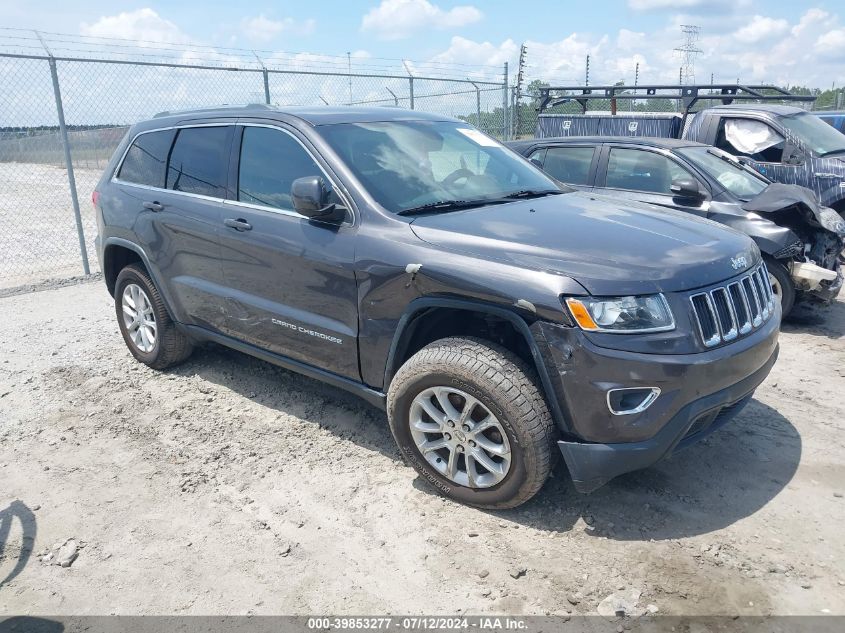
[
  {"x1": 742, "y1": 276, "x2": 762, "y2": 326},
  {"x1": 690, "y1": 263, "x2": 774, "y2": 348},
  {"x1": 690, "y1": 293, "x2": 721, "y2": 347},
  {"x1": 728, "y1": 282, "x2": 752, "y2": 334},
  {"x1": 710, "y1": 287, "x2": 738, "y2": 341}
]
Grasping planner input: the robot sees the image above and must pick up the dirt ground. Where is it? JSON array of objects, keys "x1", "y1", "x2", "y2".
[{"x1": 1, "y1": 280, "x2": 844, "y2": 617}]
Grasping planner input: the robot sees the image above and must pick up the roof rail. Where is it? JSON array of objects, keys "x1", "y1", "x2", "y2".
[
  {"x1": 153, "y1": 103, "x2": 275, "y2": 118},
  {"x1": 537, "y1": 84, "x2": 816, "y2": 115}
]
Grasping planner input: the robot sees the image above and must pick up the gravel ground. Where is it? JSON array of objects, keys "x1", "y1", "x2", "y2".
[{"x1": 1, "y1": 280, "x2": 844, "y2": 617}]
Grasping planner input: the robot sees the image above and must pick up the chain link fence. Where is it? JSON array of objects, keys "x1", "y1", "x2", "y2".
[{"x1": 0, "y1": 52, "x2": 507, "y2": 290}]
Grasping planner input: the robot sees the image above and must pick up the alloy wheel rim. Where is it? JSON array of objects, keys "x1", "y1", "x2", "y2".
[
  {"x1": 409, "y1": 386, "x2": 511, "y2": 488},
  {"x1": 121, "y1": 283, "x2": 157, "y2": 353}
]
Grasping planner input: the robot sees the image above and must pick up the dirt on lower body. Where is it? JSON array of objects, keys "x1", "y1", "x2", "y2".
[{"x1": 1, "y1": 281, "x2": 844, "y2": 616}]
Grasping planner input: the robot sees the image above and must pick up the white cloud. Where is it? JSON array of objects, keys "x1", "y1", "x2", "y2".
[
  {"x1": 80, "y1": 8, "x2": 189, "y2": 44},
  {"x1": 629, "y1": 0, "x2": 709, "y2": 10},
  {"x1": 426, "y1": 8, "x2": 845, "y2": 89},
  {"x1": 815, "y1": 29, "x2": 845, "y2": 58},
  {"x1": 240, "y1": 14, "x2": 316, "y2": 42},
  {"x1": 733, "y1": 15, "x2": 789, "y2": 43},
  {"x1": 361, "y1": 0, "x2": 482, "y2": 40}
]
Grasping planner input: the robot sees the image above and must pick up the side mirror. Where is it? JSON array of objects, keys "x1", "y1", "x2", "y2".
[
  {"x1": 783, "y1": 143, "x2": 805, "y2": 165},
  {"x1": 670, "y1": 178, "x2": 705, "y2": 201},
  {"x1": 529, "y1": 157, "x2": 543, "y2": 169},
  {"x1": 291, "y1": 176, "x2": 346, "y2": 223}
]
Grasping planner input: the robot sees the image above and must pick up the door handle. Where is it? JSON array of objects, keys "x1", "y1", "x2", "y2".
[
  {"x1": 224, "y1": 218, "x2": 252, "y2": 231},
  {"x1": 143, "y1": 201, "x2": 163, "y2": 212}
]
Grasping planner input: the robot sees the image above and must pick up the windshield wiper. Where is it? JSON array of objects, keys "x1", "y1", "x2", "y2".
[
  {"x1": 397, "y1": 199, "x2": 500, "y2": 216},
  {"x1": 501, "y1": 189, "x2": 566, "y2": 199}
]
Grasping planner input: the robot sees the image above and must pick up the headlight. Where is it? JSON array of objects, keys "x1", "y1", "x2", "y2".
[{"x1": 565, "y1": 294, "x2": 675, "y2": 333}]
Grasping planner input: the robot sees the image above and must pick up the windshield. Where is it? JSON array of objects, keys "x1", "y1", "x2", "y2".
[
  {"x1": 676, "y1": 146, "x2": 768, "y2": 200},
  {"x1": 779, "y1": 112, "x2": 845, "y2": 156},
  {"x1": 318, "y1": 120, "x2": 561, "y2": 213}
]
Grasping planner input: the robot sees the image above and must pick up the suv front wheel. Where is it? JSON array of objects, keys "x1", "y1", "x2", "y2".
[
  {"x1": 387, "y1": 337, "x2": 556, "y2": 509},
  {"x1": 114, "y1": 263, "x2": 193, "y2": 369}
]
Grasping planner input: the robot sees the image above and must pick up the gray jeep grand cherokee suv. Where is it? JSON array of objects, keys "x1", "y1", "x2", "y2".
[{"x1": 94, "y1": 105, "x2": 780, "y2": 508}]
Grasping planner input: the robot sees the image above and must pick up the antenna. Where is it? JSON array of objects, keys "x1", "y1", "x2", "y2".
[{"x1": 674, "y1": 25, "x2": 701, "y2": 85}]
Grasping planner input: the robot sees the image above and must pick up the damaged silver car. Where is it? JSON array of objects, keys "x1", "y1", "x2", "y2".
[{"x1": 507, "y1": 137, "x2": 845, "y2": 315}]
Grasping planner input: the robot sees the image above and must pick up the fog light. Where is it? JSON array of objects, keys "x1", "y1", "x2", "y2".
[{"x1": 606, "y1": 387, "x2": 660, "y2": 416}]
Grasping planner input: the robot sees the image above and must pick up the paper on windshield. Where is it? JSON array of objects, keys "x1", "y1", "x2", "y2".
[{"x1": 457, "y1": 128, "x2": 500, "y2": 147}]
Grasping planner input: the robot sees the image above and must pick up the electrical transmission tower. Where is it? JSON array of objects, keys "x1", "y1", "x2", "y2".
[
  {"x1": 674, "y1": 25, "x2": 701, "y2": 85},
  {"x1": 514, "y1": 43, "x2": 527, "y2": 137}
]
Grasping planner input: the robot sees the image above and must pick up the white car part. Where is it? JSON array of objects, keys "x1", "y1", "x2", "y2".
[{"x1": 791, "y1": 261, "x2": 838, "y2": 290}]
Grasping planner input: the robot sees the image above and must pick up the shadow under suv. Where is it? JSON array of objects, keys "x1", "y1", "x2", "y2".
[{"x1": 94, "y1": 105, "x2": 780, "y2": 508}]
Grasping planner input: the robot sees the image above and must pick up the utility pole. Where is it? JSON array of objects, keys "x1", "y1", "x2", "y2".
[
  {"x1": 515, "y1": 43, "x2": 527, "y2": 138},
  {"x1": 585, "y1": 54, "x2": 590, "y2": 86},
  {"x1": 674, "y1": 24, "x2": 701, "y2": 85}
]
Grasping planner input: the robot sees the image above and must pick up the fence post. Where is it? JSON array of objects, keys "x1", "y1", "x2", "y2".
[
  {"x1": 502, "y1": 62, "x2": 509, "y2": 141},
  {"x1": 263, "y1": 69, "x2": 271, "y2": 105},
  {"x1": 409, "y1": 77, "x2": 415, "y2": 110},
  {"x1": 48, "y1": 56, "x2": 90, "y2": 276}
]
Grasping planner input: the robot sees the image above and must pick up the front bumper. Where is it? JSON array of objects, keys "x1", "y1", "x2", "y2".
[
  {"x1": 531, "y1": 310, "x2": 780, "y2": 493},
  {"x1": 803, "y1": 267, "x2": 844, "y2": 303}
]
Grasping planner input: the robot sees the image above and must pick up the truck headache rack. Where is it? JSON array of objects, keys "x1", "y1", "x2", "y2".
[{"x1": 537, "y1": 84, "x2": 816, "y2": 116}]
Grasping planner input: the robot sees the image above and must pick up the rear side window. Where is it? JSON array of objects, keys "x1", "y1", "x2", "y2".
[
  {"x1": 238, "y1": 126, "x2": 330, "y2": 211},
  {"x1": 166, "y1": 126, "x2": 231, "y2": 197},
  {"x1": 605, "y1": 148, "x2": 694, "y2": 194},
  {"x1": 542, "y1": 147, "x2": 595, "y2": 185},
  {"x1": 117, "y1": 129, "x2": 175, "y2": 188}
]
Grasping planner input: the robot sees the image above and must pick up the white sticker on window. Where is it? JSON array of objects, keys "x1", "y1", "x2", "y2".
[{"x1": 456, "y1": 127, "x2": 500, "y2": 147}]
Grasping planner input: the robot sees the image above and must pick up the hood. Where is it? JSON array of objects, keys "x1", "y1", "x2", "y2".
[
  {"x1": 409, "y1": 192, "x2": 760, "y2": 296},
  {"x1": 742, "y1": 183, "x2": 845, "y2": 237}
]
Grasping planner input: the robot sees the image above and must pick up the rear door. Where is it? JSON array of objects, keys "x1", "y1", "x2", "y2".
[
  {"x1": 113, "y1": 123, "x2": 233, "y2": 331},
  {"x1": 216, "y1": 122, "x2": 360, "y2": 380},
  {"x1": 529, "y1": 144, "x2": 598, "y2": 189},
  {"x1": 595, "y1": 145, "x2": 710, "y2": 218}
]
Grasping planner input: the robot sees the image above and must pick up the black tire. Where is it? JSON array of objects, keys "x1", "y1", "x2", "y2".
[
  {"x1": 387, "y1": 337, "x2": 556, "y2": 509},
  {"x1": 765, "y1": 257, "x2": 795, "y2": 318},
  {"x1": 114, "y1": 263, "x2": 193, "y2": 369}
]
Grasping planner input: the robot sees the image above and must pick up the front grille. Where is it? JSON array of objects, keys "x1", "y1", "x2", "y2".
[
  {"x1": 690, "y1": 263, "x2": 775, "y2": 348},
  {"x1": 773, "y1": 239, "x2": 803, "y2": 260}
]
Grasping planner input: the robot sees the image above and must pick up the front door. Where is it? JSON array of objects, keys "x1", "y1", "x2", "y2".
[
  {"x1": 597, "y1": 146, "x2": 709, "y2": 218},
  {"x1": 217, "y1": 123, "x2": 360, "y2": 381}
]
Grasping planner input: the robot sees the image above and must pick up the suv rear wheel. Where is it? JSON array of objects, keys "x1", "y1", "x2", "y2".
[
  {"x1": 114, "y1": 264, "x2": 193, "y2": 369},
  {"x1": 387, "y1": 337, "x2": 556, "y2": 509}
]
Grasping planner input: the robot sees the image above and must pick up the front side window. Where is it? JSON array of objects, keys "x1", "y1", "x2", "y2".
[
  {"x1": 117, "y1": 129, "x2": 176, "y2": 188},
  {"x1": 717, "y1": 118, "x2": 784, "y2": 163},
  {"x1": 317, "y1": 121, "x2": 560, "y2": 214},
  {"x1": 676, "y1": 146, "x2": 767, "y2": 200},
  {"x1": 542, "y1": 147, "x2": 595, "y2": 185},
  {"x1": 166, "y1": 126, "x2": 231, "y2": 197},
  {"x1": 605, "y1": 148, "x2": 695, "y2": 194},
  {"x1": 238, "y1": 126, "x2": 333, "y2": 211}
]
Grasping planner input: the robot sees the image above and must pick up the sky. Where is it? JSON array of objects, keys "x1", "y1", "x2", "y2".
[{"x1": 1, "y1": 0, "x2": 844, "y2": 88}]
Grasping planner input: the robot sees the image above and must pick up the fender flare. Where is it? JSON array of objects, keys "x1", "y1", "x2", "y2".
[
  {"x1": 102, "y1": 237, "x2": 180, "y2": 322},
  {"x1": 382, "y1": 296, "x2": 570, "y2": 433}
]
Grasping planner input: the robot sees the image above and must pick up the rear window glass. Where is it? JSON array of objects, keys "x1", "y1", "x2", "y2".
[
  {"x1": 166, "y1": 126, "x2": 231, "y2": 197},
  {"x1": 542, "y1": 147, "x2": 594, "y2": 185},
  {"x1": 117, "y1": 129, "x2": 175, "y2": 188}
]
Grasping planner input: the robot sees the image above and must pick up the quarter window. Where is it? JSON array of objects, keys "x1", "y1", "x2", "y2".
[
  {"x1": 166, "y1": 126, "x2": 231, "y2": 197},
  {"x1": 605, "y1": 148, "x2": 695, "y2": 194},
  {"x1": 117, "y1": 129, "x2": 175, "y2": 188},
  {"x1": 238, "y1": 126, "x2": 332, "y2": 211},
  {"x1": 542, "y1": 147, "x2": 595, "y2": 185}
]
